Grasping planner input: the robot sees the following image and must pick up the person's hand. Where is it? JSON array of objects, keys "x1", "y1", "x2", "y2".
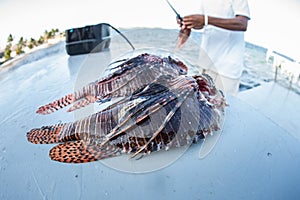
[
  {"x1": 175, "y1": 16, "x2": 191, "y2": 48},
  {"x1": 182, "y1": 14, "x2": 205, "y2": 30},
  {"x1": 176, "y1": 17, "x2": 183, "y2": 27}
]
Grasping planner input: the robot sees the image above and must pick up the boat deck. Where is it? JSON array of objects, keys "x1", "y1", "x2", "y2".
[
  {"x1": 238, "y1": 81, "x2": 300, "y2": 140},
  {"x1": 0, "y1": 46, "x2": 300, "y2": 199}
]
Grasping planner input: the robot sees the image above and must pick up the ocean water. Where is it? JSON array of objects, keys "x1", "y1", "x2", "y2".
[
  {"x1": 115, "y1": 28, "x2": 300, "y2": 94},
  {"x1": 1, "y1": 28, "x2": 299, "y2": 94},
  {"x1": 0, "y1": 28, "x2": 300, "y2": 199},
  {"x1": 243, "y1": 41, "x2": 299, "y2": 94}
]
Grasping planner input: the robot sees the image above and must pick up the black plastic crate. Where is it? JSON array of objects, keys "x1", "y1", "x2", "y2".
[{"x1": 65, "y1": 23, "x2": 110, "y2": 55}]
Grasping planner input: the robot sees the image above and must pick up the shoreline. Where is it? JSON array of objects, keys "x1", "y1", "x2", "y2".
[
  {"x1": 0, "y1": 37, "x2": 65, "y2": 72},
  {"x1": 0, "y1": 28, "x2": 299, "y2": 95}
]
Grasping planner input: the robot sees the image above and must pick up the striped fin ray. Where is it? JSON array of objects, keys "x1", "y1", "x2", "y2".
[
  {"x1": 26, "y1": 123, "x2": 79, "y2": 144},
  {"x1": 57, "y1": 105, "x2": 119, "y2": 142},
  {"x1": 101, "y1": 93, "x2": 176, "y2": 147},
  {"x1": 36, "y1": 53, "x2": 187, "y2": 115},
  {"x1": 36, "y1": 94, "x2": 75, "y2": 115},
  {"x1": 130, "y1": 85, "x2": 195, "y2": 158},
  {"x1": 100, "y1": 76, "x2": 199, "y2": 157},
  {"x1": 28, "y1": 105, "x2": 119, "y2": 145},
  {"x1": 99, "y1": 76, "x2": 180, "y2": 146}
]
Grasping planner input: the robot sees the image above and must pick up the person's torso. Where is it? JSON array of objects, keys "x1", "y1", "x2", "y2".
[
  {"x1": 199, "y1": 0, "x2": 249, "y2": 78},
  {"x1": 200, "y1": 0, "x2": 235, "y2": 18}
]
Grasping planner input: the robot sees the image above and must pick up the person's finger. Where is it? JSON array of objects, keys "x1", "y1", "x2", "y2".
[
  {"x1": 183, "y1": 21, "x2": 193, "y2": 29},
  {"x1": 181, "y1": 24, "x2": 187, "y2": 30}
]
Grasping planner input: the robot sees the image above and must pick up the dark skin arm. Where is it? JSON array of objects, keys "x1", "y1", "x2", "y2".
[{"x1": 179, "y1": 14, "x2": 249, "y2": 32}]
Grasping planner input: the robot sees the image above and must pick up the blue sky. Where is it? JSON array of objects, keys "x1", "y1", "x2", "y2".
[{"x1": 0, "y1": 0, "x2": 299, "y2": 61}]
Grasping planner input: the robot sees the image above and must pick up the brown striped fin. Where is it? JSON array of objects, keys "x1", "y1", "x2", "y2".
[
  {"x1": 27, "y1": 124, "x2": 79, "y2": 144},
  {"x1": 49, "y1": 141, "x2": 121, "y2": 163},
  {"x1": 36, "y1": 94, "x2": 75, "y2": 114},
  {"x1": 35, "y1": 54, "x2": 186, "y2": 115},
  {"x1": 130, "y1": 87, "x2": 193, "y2": 158},
  {"x1": 27, "y1": 125, "x2": 64, "y2": 144},
  {"x1": 66, "y1": 95, "x2": 97, "y2": 112}
]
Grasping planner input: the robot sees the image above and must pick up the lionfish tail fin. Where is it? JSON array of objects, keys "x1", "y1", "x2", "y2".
[
  {"x1": 36, "y1": 94, "x2": 75, "y2": 114},
  {"x1": 27, "y1": 124, "x2": 64, "y2": 144},
  {"x1": 49, "y1": 141, "x2": 120, "y2": 163}
]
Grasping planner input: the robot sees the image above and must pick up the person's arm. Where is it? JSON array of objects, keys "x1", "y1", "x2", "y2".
[{"x1": 181, "y1": 14, "x2": 249, "y2": 31}]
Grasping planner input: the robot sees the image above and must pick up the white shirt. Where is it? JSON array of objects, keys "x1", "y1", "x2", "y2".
[{"x1": 198, "y1": 0, "x2": 250, "y2": 79}]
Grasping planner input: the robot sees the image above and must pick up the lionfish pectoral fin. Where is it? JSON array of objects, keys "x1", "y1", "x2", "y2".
[
  {"x1": 100, "y1": 94, "x2": 167, "y2": 147},
  {"x1": 66, "y1": 95, "x2": 97, "y2": 112},
  {"x1": 130, "y1": 90, "x2": 192, "y2": 158},
  {"x1": 36, "y1": 93, "x2": 98, "y2": 114},
  {"x1": 36, "y1": 93, "x2": 75, "y2": 115},
  {"x1": 101, "y1": 94, "x2": 175, "y2": 148},
  {"x1": 27, "y1": 123, "x2": 79, "y2": 144},
  {"x1": 27, "y1": 124, "x2": 64, "y2": 144},
  {"x1": 49, "y1": 141, "x2": 120, "y2": 163},
  {"x1": 36, "y1": 82, "x2": 98, "y2": 115}
]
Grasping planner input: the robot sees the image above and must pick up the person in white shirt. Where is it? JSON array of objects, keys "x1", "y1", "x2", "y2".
[{"x1": 179, "y1": 0, "x2": 250, "y2": 96}]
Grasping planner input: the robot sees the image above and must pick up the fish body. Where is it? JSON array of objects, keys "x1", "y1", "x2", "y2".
[{"x1": 28, "y1": 53, "x2": 226, "y2": 163}]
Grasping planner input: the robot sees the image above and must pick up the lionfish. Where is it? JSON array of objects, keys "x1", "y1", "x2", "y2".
[{"x1": 27, "y1": 53, "x2": 226, "y2": 163}]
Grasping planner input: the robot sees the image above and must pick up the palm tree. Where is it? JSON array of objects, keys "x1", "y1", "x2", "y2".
[
  {"x1": 18, "y1": 37, "x2": 25, "y2": 47},
  {"x1": 7, "y1": 34, "x2": 13, "y2": 43},
  {"x1": 4, "y1": 34, "x2": 13, "y2": 60},
  {"x1": 15, "y1": 37, "x2": 25, "y2": 55},
  {"x1": 28, "y1": 38, "x2": 37, "y2": 49},
  {"x1": 4, "y1": 44, "x2": 12, "y2": 60},
  {"x1": 38, "y1": 35, "x2": 44, "y2": 45}
]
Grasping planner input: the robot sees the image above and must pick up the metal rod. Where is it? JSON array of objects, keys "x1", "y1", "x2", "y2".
[{"x1": 165, "y1": 0, "x2": 183, "y2": 21}]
